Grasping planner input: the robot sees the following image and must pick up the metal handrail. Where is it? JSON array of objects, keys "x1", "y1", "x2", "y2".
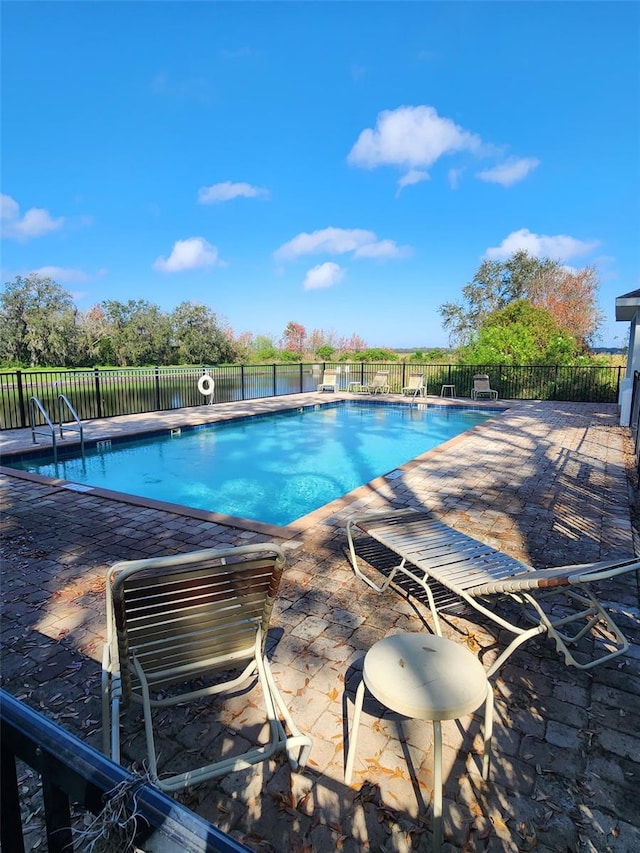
[
  {"x1": 29, "y1": 395, "x2": 57, "y2": 460},
  {"x1": 0, "y1": 689, "x2": 250, "y2": 852},
  {"x1": 58, "y1": 393, "x2": 84, "y2": 454}
]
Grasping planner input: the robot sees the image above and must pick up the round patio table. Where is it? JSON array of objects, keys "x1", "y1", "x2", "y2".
[{"x1": 345, "y1": 633, "x2": 493, "y2": 852}]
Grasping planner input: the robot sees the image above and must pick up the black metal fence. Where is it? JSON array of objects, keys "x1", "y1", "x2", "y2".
[
  {"x1": 0, "y1": 362, "x2": 623, "y2": 430},
  {"x1": 629, "y1": 371, "x2": 640, "y2": 472},
  {"x1": 0, "y1": 689, "x2": 249, "y2": 852}
]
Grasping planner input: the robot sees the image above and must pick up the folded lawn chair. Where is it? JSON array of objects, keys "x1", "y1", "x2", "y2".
[
  {"x1": 102, "y1": 543, "x2": 312, "y2": 792},
  {"x1": 402, "y1": 373, "x2": 427, "y2": 397},
  {"x1": 317, "y1": 369, "x2": 339, "y2": 392},
  {"x1": 346, "y1": 507, "x2": 639, "y2": 677},
  {"x1": 471, "y1": 374, "x2": 498, "y2": 400}
]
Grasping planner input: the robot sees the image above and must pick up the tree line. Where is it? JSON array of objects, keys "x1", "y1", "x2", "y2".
[
  {"x1": 0, "y1": 251, "x2": 607, "y2": 369},
  {"x1": 0, "y1": 276, "x2": 373, "y2": 368}
]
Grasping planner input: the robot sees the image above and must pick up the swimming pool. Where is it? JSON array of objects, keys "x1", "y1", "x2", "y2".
[{"x1": 6, "y1": 401, "x2": 500, "y2": 526}]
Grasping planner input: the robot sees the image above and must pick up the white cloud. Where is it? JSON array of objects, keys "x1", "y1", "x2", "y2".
[
  {"x1": 476, "y1": 157, "x2": 540, "y2": 187},
  {"x1": 303, "y1": 262, "x2": 345, "y2": 290},
  {"x1": 347, "y1": 105, "x2": 482, "y2": 170},
  {"x1": 198, "y1": 181, "x2": 269, "y2": 204},
  {"x1": 353, "y1": 239, "x2": 411, "y2": 260},
  {"x1": 153, "y1": 237, "x2": 224, "y2": 272},
  {"x1": 30, "y1": 266, "x2": 89, "y2": 283},
  {"x1": 1, "y1": 195, "x2": 19, "y2": 219},
  {"x1": 347, "y1": 105, "x2": 540, "y2": 192},
  {"x1": 396, "y1": 169, "x2": 430, "y2": 195},
  {"x1": 274, "y1": 226, "x2": 409, "y2": 263},
  {"x1": 275, "y1": 227, "x2": 374, "y2": 261},
  {"x1": 485, "y1": 228, "x2": 599, "y2": 262},
  {"x1": 1, "y1": 194, "x2": 65, "y2": 241}
]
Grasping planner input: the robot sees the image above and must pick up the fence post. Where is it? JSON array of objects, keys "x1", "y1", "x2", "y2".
[
  {"x1": 94, "y1": 369, "x2": 102, "y2": 419},
  {"x1": 299, "y1": 362, "x2": 303, "y2": 393},
  {"x1": 42, "y1": 774, "x2": 73, "y2": 850},
  {"x1": 241, "y1": 364, "x2": 245, "y2": 401},
  {"x1": 272, "y1": 364, "x2": 277, "y2": 397},
  {"x1": 155, "y1": 367, "x2": 161, "y2": 411},
  {"x1": 16, "y1": 370, "x2": 27, "y2": 429},
  {"x1": 0, "y1": 734, "x2": 24, "y2": 850}
]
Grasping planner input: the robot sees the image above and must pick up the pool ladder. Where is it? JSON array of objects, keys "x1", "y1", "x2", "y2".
[{"x1": 29, "y1": 394, "x2": 85, "y2": 462}]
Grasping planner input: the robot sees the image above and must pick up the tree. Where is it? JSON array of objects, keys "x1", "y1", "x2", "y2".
[
  {"x1": 170, "y1": 301, "x2": 237, "y2": 364},
  {"x1": 101, "y1": 299, "x2": 172, "y2": 366},
  {"x1": 459, "y1": 300, "x2": 580, "y2": 365},
  {"x1": 306, "y1": 327, "x2": 339, "y2": 357},
  {"x1": 336, "y1": 333, "x2": 367, "y2": 355},
  {"x1": 439, "y1": 251, "x2": 557, "y2": 346},
  {"x1": 353, "y1": 347, "x2": 398, "y2": 362},
  {"x1": 279, "y1": 349, "x2": 303, "y2": 362},
  {"x1": 528, "y1": 265, "x2": 603, "y2": 350},
  {"x1": 77, "y1": 304, "x2": 114, "y2": 365},
  {"x1": 316, "y1": 344, "x2": 335, "y2": 360},
  {"x1": 229, "y1": 330, "x2": 254, "y2": 363},
  {"x1": 249, "y1": 335, "x2": 279, "y2": 362},
  {"x1": 280, "y1": 321, "x2": 307, "y2": 353},
  {"x1": 0, "y1": 274, "x2": 78, "y2": 366}
]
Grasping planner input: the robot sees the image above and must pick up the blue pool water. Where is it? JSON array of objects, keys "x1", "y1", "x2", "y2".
[{"x1": 9, "y1": 401, "x2": 499, "y2": 526}]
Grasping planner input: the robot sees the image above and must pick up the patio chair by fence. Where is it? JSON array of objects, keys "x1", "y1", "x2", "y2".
[
  {"x1": 471, "y1": 374, "x2": 498, "y2": 400},
  {"x1": 317, "y1": 370, "x2": 339, "y2": 392},
  {"x1": 102, "y1": 543, "x2": 312, "y2": 792},
  {"x1": 346, "y1": 507, "x2": 640, "y2": 677},
  {"x1": 367, "y1": 371, "x2": 391, "y2": 394},
  {"x1": 348, "y1": 370, "x2": 391, "y2": 394},
  {"x1": 402, "y1": 374, "x2": 427, "y2": 397}
]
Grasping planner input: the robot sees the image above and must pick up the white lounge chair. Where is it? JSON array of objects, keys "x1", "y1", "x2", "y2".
[
  {"x1": 317, "y1": 369, "x2": 339, "y2": 392},
  {"x1": 471, "y1": 374, "x2": 498, "y2": 400},
  {"x1": 402, "y1": 373, "x2": 426, "y2": 397},
  {"x1": 346, "y1": 507, "x2": 639, "y2": 677},
  {"x1": 102, "y1": 544, "x2": 312, "y2": 792},
  {"x1": 348, "y1": 371, "x2": 391, "y2": 394},
  {"x1": 367, "y1": 371, "x2": 391, "y2": 394}
]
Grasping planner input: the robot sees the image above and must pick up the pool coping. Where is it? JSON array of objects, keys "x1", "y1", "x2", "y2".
[{"x1": 0, "y1": 392, "x2": 511, "y2": 540}]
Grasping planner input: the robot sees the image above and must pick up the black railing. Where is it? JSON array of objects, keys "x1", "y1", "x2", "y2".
[
  {"x1": 0, "y1": 690, "x2": 250, "y2": 853},
  {"x1": 0, "y1": 362, "x2": 623, "y2": 430},
  {"x1": 629, "y1": 371, "x2": 640, "y2": 472}
]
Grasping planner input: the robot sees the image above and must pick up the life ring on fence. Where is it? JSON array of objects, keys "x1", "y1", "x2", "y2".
[{"x1": 197, "y1": 374, "x2": 215, "y2": 396}]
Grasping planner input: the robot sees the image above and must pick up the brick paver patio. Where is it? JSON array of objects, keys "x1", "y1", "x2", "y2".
[{"x1": 1, "y1": 394, "x2": 639, "y2": 852}]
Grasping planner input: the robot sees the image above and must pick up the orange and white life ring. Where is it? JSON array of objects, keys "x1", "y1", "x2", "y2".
[{"x1": 197, "y1": 374, "x2": 215, "y2": 396}]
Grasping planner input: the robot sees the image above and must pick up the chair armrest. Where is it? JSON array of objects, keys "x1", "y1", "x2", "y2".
[{"x1": 567, "y1": 557, "x2": 640, "y2": 584}]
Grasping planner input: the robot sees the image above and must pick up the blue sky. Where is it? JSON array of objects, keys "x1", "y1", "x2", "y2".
[{"x1": 2, "y1": 2, "x2": 639, "y2": 350}]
